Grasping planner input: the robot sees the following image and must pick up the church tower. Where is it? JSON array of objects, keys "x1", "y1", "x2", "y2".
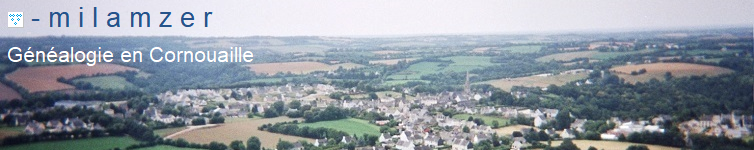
[{"x1": 464, "y1": 71, "x2": 470, "y2": 94}]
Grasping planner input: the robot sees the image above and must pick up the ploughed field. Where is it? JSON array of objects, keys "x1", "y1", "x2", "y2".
[
  {"x1": 479, "y1": 72, "x2": 588, "y2": 92},
  {"x1": 610, "y1": 62, "x2": 734, "y2": 83},
  {"x1": 167, "y1": 117, "x2": 311, "y2": 149},
  {"x1": 5, "y1": 63, "x2": 139, "y2": 93},
  {"x1": 0, "y1": 83, "x2": 21, "y2": 101}
]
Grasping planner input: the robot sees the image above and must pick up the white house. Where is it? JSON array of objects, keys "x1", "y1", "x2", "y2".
[
  {"x1": 560, "y1": 129, "x2": 576, "y2": 139},
  {"x1": 379, "y1": 133, "x2": 391, "y2": 143}
]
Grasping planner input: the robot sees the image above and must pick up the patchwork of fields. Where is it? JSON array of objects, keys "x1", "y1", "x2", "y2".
[
  {"x1": 387, "y1": 56, "x2": 495, "y2": 81},
  {"x1": 536, "y1": 49, "x2": 655, "y2": 62},
  {"x1": 369, "y1": 58, "x2": 419, "y2": 65},
  {"x1": 246, "y1": 62, "x2": 363, "y2": 75},
  {"x1": 168, "y1": 117, "x2": 311, "y2": 149},
  {"x1": 387, "y1": 62, "x2": 444, "y2": 80},
  {"x1": 5, "y1": 63, "x2": 139, "y2": 93},
  {"x1": 371, "y1": 50, "x2": 403, "y2": 55},
  {"x1": 500, "y1": 45, "x2": 543, "y2": 53},
  {"x1": 479, "y1": 72, "x2": 589, "y2": 92}
]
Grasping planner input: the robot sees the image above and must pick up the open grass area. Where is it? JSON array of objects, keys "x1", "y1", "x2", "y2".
[
  {"x1": 744, "y1": 135, "x2": 754, "y2": 145},
  {"x1": 134, "y1": 145, "x2": 205, "y2": 150},
  {"x1": 387, "y1": 62, "x2": 444, "y2": 80},
  {"x1": 168, "y1": 117, "x2": 310, "y2": 149},
  {"x1": 495, "y1": 125, "x2": 539, "y2": 136},
  {"x1": 381, "y1": 80, "x2": 429, "y2": 86},
  {"x1": 380, "y1": 42, "x2": 435, "y2": 47},
  {"x1": 350, "y1": 91, "x2": 415, "y2": 100},
  {"x1": 299, "y1": 118, "x2": 380, "y2": 136},
  {"x1": 663, "y1": 49, "x2": 743, "y2": 55},
  {"x1": 610, "y1": 62, "x2": 734, "y2": 83},
  {"x1": 500, "y1": 45, "x2": 543, "y2": 53},
  {"x1": 1, "y1": 136, "x2": 141, "y2": 150},
  {"x1": 439, "y1": 56, "x2": 495, "y2": 72},
  {"x1": 72, "y1": 75, "x2": 137, "y2": 90},
  {"x1": 369, "y1": 58, "x2": 419, "y2": 65},
  {"x1": 547, "y1": 140, "x2": 681, "y2": 150},
  {"x1": 452, "y1": 114, "x2": 510, "y2": 128},
  {"x1": 154, "y1": 127, "x2": 188, "y2": 137},
  {"x1": 479, "y1": 72, "x2": 588, "y2": 92}
]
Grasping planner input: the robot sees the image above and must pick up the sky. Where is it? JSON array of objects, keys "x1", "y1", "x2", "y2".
[{"x1": 0, "y1": 0, "x2": 752, "y2": 37}]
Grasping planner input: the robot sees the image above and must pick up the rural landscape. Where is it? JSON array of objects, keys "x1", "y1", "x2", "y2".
[{"x1": 0, "y1": 27, "x2": 752, "y2": 150}]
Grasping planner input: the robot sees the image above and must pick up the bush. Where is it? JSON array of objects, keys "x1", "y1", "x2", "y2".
[{"x1": 192, "y1": 118, "x2": 206, "y2": 125}]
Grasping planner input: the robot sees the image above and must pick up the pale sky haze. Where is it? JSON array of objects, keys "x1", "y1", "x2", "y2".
[{"x1": 0, "y1": 0, "x2": 752, "y2": 37}]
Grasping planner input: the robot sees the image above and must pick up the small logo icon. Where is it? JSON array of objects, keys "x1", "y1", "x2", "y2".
[{"x1": 8, "y1": 12, "x2": 23, "y2": 28}]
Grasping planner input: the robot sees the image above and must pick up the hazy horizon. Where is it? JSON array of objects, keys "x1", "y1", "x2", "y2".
[{"x1": 1, "y1": 0, "x2": 752, "y2": 37}]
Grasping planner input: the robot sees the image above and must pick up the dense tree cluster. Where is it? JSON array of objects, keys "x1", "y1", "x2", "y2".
[{"x1": 302, "y1": 106, "x2": 350, "y2": 123}]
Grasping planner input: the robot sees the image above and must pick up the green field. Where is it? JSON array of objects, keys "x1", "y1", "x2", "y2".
[
  {"x1": 387, "y1": 62, "x2": 444, "y2": 80},
  {"x1": 2, "y1": 136, "x2": 141, "y2": 150},
  {"x1": 382, "y1": 80, "x2": 429, "y2": 86},
  {"x1": 500, "y1": 45, "x2": 543, "y2": 53},
  {"x1": 241, "y1": 78, "x2": 284, "y2": 84},
  {"x1": 438, "y1": 56, "x2": 495, "y2": 72},
  {"x1": 299, "y1": 118, "x2": 380, "y2": 136},
  {"x1": 134, "y1": 145, "x2": 205, "y2": 150},
  {"x1": 72, "y1": 75, "x2": 137, "y2": 90},
  {"x1": 663, "y1": 49, "x2": 742, "y2": 55},
  {"x1": 452, "y1": 114, "x2": 510, "y2": 128},
  {"x1": 380, "y1": 42, "x2": 436, "y2": 47},
  {"x1": 591, "y1": 49, "x2": 656, "y2": 60},
  {"x1": 386, "y1": 56, "x2": 495, "y2": 83},
  {"x1": 154, "y1": 127, "x2": 187, "y2": 137}
]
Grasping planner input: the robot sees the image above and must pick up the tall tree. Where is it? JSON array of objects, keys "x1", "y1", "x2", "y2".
[
  {"x1": 230, "y1": 140, "x2": 245, "y2": 150},
  {"x1": 247, "y1": 136, "x2": 261, "y2": 150}
]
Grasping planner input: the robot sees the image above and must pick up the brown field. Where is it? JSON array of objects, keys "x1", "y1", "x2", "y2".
[
  {"x1": 495, "y1": 125, "x2": 539, "y2": 136},
  {"x1": 168, "y1": 117, "x2": 312, "y2": 149},
  {"x1": 369, "y1": 58, "x2": 419, "y2": 65},
  {"x1": 610, "y1": 63, "x2": 734, "y2": 83},
  {"x1": 5, "y1": 63, "x2": 139, "y2": 93},
  {"x1": 480, "y1": 72, "x2": 588, "y2": 92},
  {"x1": 547, "y1": 140, "x2": 680, "y2": 150},
  {"x1": 246, "y1": 62, "x2": 363, "y2": 75},
  {"x1": 372, "y1": 50, "x2": 403, "y2": 55},
  {"x1": 0, "y1": 129, "x2": 21, "y2": 140},
  {"x1": 0, "y1": 83, "x2": 21, "y2": 101}
]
